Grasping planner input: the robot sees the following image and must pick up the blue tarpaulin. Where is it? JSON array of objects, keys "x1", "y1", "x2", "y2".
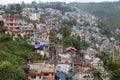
[
  {"x1": 55, "y1": 71, "x2": 67, "y2": 80},
  {"x1": 34, "y1": 45, "x2": 40, "y2": 49},
  {"x1": 40, "y1": 42, "x2": 45, "y2": 45},
  {"x1": 34, "y1": 42, "x2": 45, "y2": 49},
  {"x1": 40, "y1": 42, "x2": 45, "y2": 48},
  {"x1": 36, "y1": 29, "x2": 44, "y2": 33}
]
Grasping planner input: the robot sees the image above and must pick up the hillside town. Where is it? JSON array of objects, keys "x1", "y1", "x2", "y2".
[{"x1": 0, "y1": 1, "x2": 120, "y2": 80}]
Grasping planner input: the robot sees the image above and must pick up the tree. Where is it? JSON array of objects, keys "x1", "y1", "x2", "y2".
[
  {"x1": 21, "y1": 1, "x2": 26, "y2": 8},
  {"x1": 0, "y1": 61, "x2": 26, "y2": 80},
  {"x1": 106, "y1": 59, "x2": 120, "y2": 80},
  {"x1": 111, "y1": 69, "x2": 120, "y2": 80},
  {"x1": 63, "y1": 36, "x2": 81, "y2": 50},
  {"x1": 92, "y1": 67, "x2": 99, "y2": 80},
  {"x1": 59, "y1": 25, "x2": 72, "y2": 38},
  {"x1": 0, "y1": 35, "x2": 12, "y2": 43},
  {"x1": 15, "y1": 4, "x2": 22, "y2": 15},
  {"x1": 50, "y1": 30, "x2": 55, "y2": 37},
  {"x1": 0, "y1": 26, "x2": 7, "y2": 35},
  {"x1": 83, "y1": 21, "x2": 90, "y2": 26},
  {"x1": 62, "y1": 18, "x2": 76, "y2": 26}
]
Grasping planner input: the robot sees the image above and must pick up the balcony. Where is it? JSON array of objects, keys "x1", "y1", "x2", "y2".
[{"x1": 43, "y1": 76, "x2": 54, "y2": 80}]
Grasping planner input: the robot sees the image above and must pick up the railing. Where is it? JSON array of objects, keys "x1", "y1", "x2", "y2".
[{"x1": 43, "y1": 76, "x2": 54, "y2": 80}]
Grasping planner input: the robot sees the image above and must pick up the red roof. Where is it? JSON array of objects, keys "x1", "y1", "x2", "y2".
[
  {"x1": 26, "y1": 72, "x2": 55, "y2": 76},
  {"x1": 66, "y1": 47, "x2": 77, "y2": 51}
]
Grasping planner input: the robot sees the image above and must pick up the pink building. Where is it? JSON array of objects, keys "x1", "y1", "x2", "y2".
[{"x1": 4, "y1": 15, "x2": 18, "y2": 31}]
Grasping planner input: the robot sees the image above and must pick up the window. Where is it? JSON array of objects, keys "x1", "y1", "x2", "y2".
[
  {"x1": 10, "y1": 23, "x2": 13, "y2": 26},
  {"x1": 44, "y1": 74, "x2": 49, "y2": 76},
  {"x1": 10, "y1": 19, "x2": 13, "y2": 21},
  {"x1": 39, "y1": 76, "x2": 41, "y2": 79},
  {"x1": 31, "y1": 76, "x2": 36, "y2": 79}
]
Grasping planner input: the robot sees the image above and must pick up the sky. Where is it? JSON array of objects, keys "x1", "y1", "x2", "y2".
[{"x1": 0, "y1": 0, "x2": 119, "y2": 5}]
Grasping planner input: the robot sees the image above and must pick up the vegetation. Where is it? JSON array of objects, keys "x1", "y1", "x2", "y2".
[
  {"x1": 0, "y1": 61, "x2": 26, "y2": 80},
  {"x1": 97, "y1": 52, "x2": 120, "y2": 80},
  {"x1": 70, "y1": 2, "x2": 120, "y2": 38},
  {"x1": 22, "y1": 2, "x2": 76, "y2": 13},
  {"x1": 0, "y1": 36, "x2": 38, "y2": 79},
  {"x1": 0, "y1": 26, "x2": 7, "y2": 35},
  {"x1": 83, "y1": 21, "x2": 90, "y2": 26},
  {"x1": 108, "y1": 60, "x2": 120, "y2": 80},
  {"x1": 92, "y1": 67, "x2": 99, "y2": 80},
  {"x1": 59, "y1": 25, "x2": 72, "y2": 38},
  {"x1": 62, "y1": 18, "x2": 77, "y2": 27},
  {"x1": 70, "y1": 2, "x2": 120, "y2": 28},
  {"x1": 50, "y1": 23, "x2": 89, "y2": 51},
  {"x1": 5, "y1": 4, "x2": 22, "y2": 15},
  {"x1": 39, "y1": 2, "x2": 76, "y2": 13}
]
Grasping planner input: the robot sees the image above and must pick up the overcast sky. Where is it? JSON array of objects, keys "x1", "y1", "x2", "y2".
[{"x1": 0, "y1": 0, "x2": 119, "y2": 5}]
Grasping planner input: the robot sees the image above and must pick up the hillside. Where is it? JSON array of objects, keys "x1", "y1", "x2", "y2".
[
  {"x1": 0, "y1": 35, "x2": 38, "y2": 80},
  {"x1": 69, "y1": 2, "x2": 120, "y2": 30}
]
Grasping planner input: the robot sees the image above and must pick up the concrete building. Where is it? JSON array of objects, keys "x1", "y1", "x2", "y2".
[
  {"x1": 0, "y1": 15, "x2": 4, "y2": 26},
  {"x1": 3, "y1": 15, "x2": 17, "y2": 31},
  {"x1": 29, "y1": 13, "x2": 40, "y2": 21},
  {"x1": 26, "y1": 62, "x2": 55, "y2": 80},
  {"x1": 56, "y1": 64, "x2": 71, "y2": 75}
]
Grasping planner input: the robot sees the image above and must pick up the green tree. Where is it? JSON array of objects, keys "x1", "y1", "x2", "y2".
[
  {"x1": 15, "y1": 4, "x2": 22, "y2": 15},
  {"x1": 63, "y1": 36, "x2": 81, "y2": 50},
  {"x1": 21, "y1": 1, "x2": 26, "y2": 8},
  {"x1": 0, "y1": 35, "x2": 12, "y2": 43},
  {"x1": 83, "y1": 21, "x2": 90, "y2": 26},
  {"x1": 106, "y1": 59, "x2": 120, "y2": 80},
  {"x1": 0, "y1": 61, "x2": 26, "y2": 80},
  {"x1": 62, "y1": 18, "x2": 76, "y2": 26},
  {"x1": 0, "y1": 26, "x2": 7, "y2": 35},
  {"x1": 111, "y1": 69, "x2": 120, "y2": 80},
  {"x1": 92, "y1": 67, "x2": 99, "y2": 80},
  {"x1": 59, "y1": 25, "x2": 72, "y2": 38}
]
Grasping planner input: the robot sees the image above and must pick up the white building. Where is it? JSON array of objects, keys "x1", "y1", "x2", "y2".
[
  {"x1": 29, "y1": 13, "x2": 40, "y2": 21},
  {"x1": 56, "y1": 64, "x2": 71, "y2": 74}
]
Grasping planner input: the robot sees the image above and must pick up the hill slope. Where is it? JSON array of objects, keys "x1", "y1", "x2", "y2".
[{"x1": 70, "y1": 2, "x2": 120, "y2": 30}]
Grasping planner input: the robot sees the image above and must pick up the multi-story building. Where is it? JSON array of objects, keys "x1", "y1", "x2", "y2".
[
  {"x1": 26, "y1": 62, "x2": 55, "y2": 80},
  {"x1": 4, "y1": 15, "x2": 17, "y2": 31},
  {"x1": 74, "y1": 60, "x2": 93, "y2": 80},
  {"x1": 29, "y1": 13, "x2": 40, "y2": 21},
  {"x1": 0, "y1": 15, "x2": 4, "y2": 26}
]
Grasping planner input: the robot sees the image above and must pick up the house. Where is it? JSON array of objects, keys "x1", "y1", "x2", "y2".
[
  {"x1": 29, "y1": 12, "x2": 40, "y2": 21},
  {"x1": 73, "y1": 25, "x2": 80, "y2": 32},
  {"x1": 36, "y1": 24, "x2": 50, "y2": 34},
  {"x1": 98, "y1": 71, "x2": 110, "y2": 80},
  {"x1": 3, "y1": 15, "x2": 18, "y2": 31},
  {"x1": 92, "y1": 57, "x2": 103, "y2": 70},
  {"x1": 56, "y1": 33, "x2": 62, "y2": 39},
  {"x1": 56, "y1": 45, "x2": 63, "y2": 54},
  {"x1": 0, "y1": 15, "x2": 3, "y2": 26},
  {"x1": 74, "y1": 60, "x2": 91, "y2": 73},
  {"x1": 5, "y1": 18, "x2": 36, "y2": 39},
  {"x1": 26, "y1": 62, "x2": 55, "y2": 80},
  {"x1": 74, "y1": 60, "x2": 93, "y2": 80},
  {"x1": 56, "y1": 64, "x2": 71, "y2": 74},
  {"x1": 87, "y1": 48, "x2": 96, "y2": 59},
  {"x1": 55, "y1": 71, "x2": 67, "y2": 80},
  {"x1": 115, "y1": 29, "x2": 120, "y2": 34},
  {"x1": 28, "y1": 24, "x2": 50, "y2": 45},
  {"x1": 58, "y1": 53, "x2": 72, "y2": 63}
]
